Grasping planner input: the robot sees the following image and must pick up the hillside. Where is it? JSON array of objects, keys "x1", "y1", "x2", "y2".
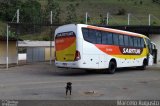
[
  {"x1": 1, "y1": 0, "x2": 160, "y2": 40},
  {"x1": 56, "y1": 0, "x2": 160, "y2": 25}
]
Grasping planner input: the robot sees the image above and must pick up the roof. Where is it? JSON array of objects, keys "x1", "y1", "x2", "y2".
[{"x1": 18, "y1": 41, "x2": 55, "y2": 47}]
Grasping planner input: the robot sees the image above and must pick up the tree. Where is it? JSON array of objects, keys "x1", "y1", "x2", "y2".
[
  {"x1": 65, "y1": 4, "x2": 77, "y2": 24},
  {"x1": 99, "y1": 14, "x2": 105, "y2": 25},
  {"x1": 0, "y1": 0, "x2": 23, "y2": 21},
  {"x1": 21, "y1": 0, "x2": 42, "y2": 24},
  {"x1": 116, "y1": 8, "x2": 126, "y2": 15},
  {"x1": 46, "y1": 0, "x2": 61, "y2": 24},
  {"x1": 20, "y1": 0, "x2": 42, "y2": 33}
]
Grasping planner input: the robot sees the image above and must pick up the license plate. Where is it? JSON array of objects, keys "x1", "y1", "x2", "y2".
[{"x1": 63, "y1": 63, "x2": 67, "y2": 66}]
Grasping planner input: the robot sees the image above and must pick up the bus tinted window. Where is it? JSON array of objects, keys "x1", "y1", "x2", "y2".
[
  {"x1": 102, "y1": 31, "x2": 108, "y2": 44},
  {"x1": 96, "y1": 31, "x2": 102, "y2": 44},
  {"x1": 129, "y1": 36, "x2": 134, "y2": 47},
  {"x1": 134, "y1": 37, "x2": 138, "y2": 47},
  {"x1": 56, "y1": 31, "x2": 75, "y2": 38},
  {"x1": 137, "y1": 37, "x2": 141, "y2": 47},
  {"x1": 124, "y1": 35, "x2": 129, "y2": 46},
  {"x1": 145, "y1": 38, "x2": 152, "y2": 54},
  {"x1": 113, "y1": 34, "x2": 119, "y2": 45},
  {"x1": 89, "y1": 29, "x2": 96, "y2": 43},
  {"x1": 108, "y1": 33, "x2": 113, "y2": 44},
  {"x1": 141, "y1": 38, "x2": 145, "y2": 48},
  {"x1": 119, "y1": 35, "x2": 124, "y2": 46},
  {"x1": 82, "y1": 28, "x2": 89, "y2": 41},
  {"x1": 82, "y1": 28, "x2": 102, "y2": 44}
]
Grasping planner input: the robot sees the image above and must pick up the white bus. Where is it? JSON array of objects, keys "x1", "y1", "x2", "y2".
[{"x1": 54, "y1": 24, "x2": 156, "y2": 74}]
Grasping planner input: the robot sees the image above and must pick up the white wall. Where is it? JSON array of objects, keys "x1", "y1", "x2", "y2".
[
  {"x1": 150, "y1": 34, "x2": 160, "y2": 62},
  {"x1": 18, "y1": 53, "x2": 27, "y2": 60}
]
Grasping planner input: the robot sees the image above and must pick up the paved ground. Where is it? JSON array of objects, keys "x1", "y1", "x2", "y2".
[{"x1": 0, "y1": 62, "x2": 160, "y2": 100}]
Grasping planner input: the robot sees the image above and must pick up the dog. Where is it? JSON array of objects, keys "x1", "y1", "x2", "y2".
[{"x1": 65, "y1": 82, "x2": 72, "y2": 95}]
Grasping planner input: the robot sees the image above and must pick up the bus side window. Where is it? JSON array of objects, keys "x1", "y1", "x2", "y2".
[
  {"x1": 113, "y1": 33, "x2": 119, "y2": 45},
  {"x1": 89, "y1": 29, "x2": 96, "y2": 44},
  {"x1": 133, "y1": 37, "x2": 138, "y2": 47},
  {"x1": 119, "y1": 34, "x2": 124, "y2": 46},
  {"x1": 108, "y1": 33, "x2": 113, "y2": 45},
  {"x1": 140, "y1": 38, "x2": 145, "y2": 48},
  {"x1": 124, "y1": 35, "x2": 129, "y2": 47},
  {"x1": 137, "y1": 37, "x2": 141, "y2": 48},
  {"x1": 82, "y1": 28, "x2": 89, "y2": 41},
  {"x1": 129, "y1": 36, "x2": 134, "y2": 47},
  {"x1": 102, "y1": 31, "x2": 108, "y2": 44},
  {"x1": 146, "y1": 39, "x2": 152, "y2": 54},
  {"x1": 96, "y1": 31, "x2": 102, "y2": 44}
]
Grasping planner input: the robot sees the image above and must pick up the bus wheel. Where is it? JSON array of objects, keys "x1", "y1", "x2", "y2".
[
  {"x1": 107, "y1": 61, "x2": 116, "y2": 74},
  {"x1": 138, "y1": 60, "x2": 147, "y2": 70},
  {"x1": 140, "y1": 63, "x2": 147, "y2": 70}
]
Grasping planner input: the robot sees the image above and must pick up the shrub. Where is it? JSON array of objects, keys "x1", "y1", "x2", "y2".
[{"x1": 116, "y1": 8, "x2": 126, "y2": 15}]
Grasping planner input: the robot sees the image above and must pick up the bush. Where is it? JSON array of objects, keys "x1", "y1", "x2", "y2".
[
  {"x1": 42, "y1": 36, "x2": 50, "y2": 41},
  {"x1": 116, "y1": 8, "x2": 126, "y2": 15}
]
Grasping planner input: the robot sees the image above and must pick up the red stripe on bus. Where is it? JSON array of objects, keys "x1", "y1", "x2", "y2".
[
  {"x1": 55, "y1": 36, "x2": 76, "y2": 51},
  {"x1": 95, "y1": 44, "x2": 122, "y2": 55}
]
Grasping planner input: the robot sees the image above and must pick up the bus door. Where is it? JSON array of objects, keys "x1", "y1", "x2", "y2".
[
  {"x1": 146, "y1": 39, "x2": 153, "y2": 65},
  {"x1": 151, "y1": 42, "x2": 157, "y2": 64}
]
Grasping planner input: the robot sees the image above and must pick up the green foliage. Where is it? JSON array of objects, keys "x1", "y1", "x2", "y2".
[
  {"x1": 21, "y1": 0, "x2": 42, "y2": 24},
  {"x1": 116, "y1": 8, "x2": 126, "y2": 15},
  {"x1": 99, "y1": 14, "x2": 106, "y2": 25},
  {"x1": 152, "y1": 0, "x2": 160, "y2": 3},
  {"x1": 2, "y1": 29, "x2": 17, "y2": 39},
  {"x1": 152, "y1": 21, "x2": 157, "y2": 25},
  {"x1": 0, "y1": 0, "x2": 160, "y2": 40},
  {"x1": 140, "y1": 0, "x2": 143, "y2": 5},
  {"x1": 18, "y1": 47, "x2": 27, "y2": 53},
  {"x1": 45, "y1": 0, "x2": 61, "y2": 24},
  {"x1": 0, "y1": 0, "x2": 23, "y2": 21},
  {"x1": 42, "y1": 35, "x2": 50, "y2": 41},
  {"x1": 65, "y1": 4, "x2": 77, "y2": 24}
]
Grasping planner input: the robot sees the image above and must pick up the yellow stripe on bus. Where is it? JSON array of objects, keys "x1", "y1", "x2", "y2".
[{"x1": 56, "y1": 41, "x2": 76, "y2": 61}]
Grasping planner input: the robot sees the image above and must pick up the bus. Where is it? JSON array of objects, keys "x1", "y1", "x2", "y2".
[{"x1": 54, "y1": 24, "x2": 156, "y2": 74}]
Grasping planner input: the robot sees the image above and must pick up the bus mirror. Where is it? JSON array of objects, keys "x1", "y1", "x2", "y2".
[{"x1": 144, "y1": 44, "x2": 146, "y2": 48}]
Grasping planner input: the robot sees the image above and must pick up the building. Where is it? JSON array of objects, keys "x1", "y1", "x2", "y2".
[
  {"x1": 18, "y1": 41, "x2": 55, "y2": 63},
  {"x1": 0, "y1": 36, "x2": 17, "y2": 64}
]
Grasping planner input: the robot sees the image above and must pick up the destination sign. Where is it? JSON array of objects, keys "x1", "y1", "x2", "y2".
[{"x1": 120, "y1": 47, "x2": 143, "y2": 55}]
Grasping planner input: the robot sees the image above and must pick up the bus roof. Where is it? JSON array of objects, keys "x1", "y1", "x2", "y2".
[
  {"x1": 77, "y1": 24, "x2": 149, "y2": 39},
  {"x1": 56, "y1": 24, "x2": 149, "y2": 39}
]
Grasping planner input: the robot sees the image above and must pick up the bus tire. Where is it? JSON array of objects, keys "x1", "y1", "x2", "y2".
[
  {"x1": 107, "y1": 61, "x2": 116, "y2": 74},
  {"x1": 139, "y1": 59, "x2": 147, "y2": 70}
]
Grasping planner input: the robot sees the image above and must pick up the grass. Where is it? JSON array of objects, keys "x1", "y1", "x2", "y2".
[
  {"x1": 56, "y1": 0, "x2": 160, "y2": 25},
  {"x1": 1, "y1": 0, "x2": 160, "y2": 40},
  {"x1": 19, "y1": 0, "x2": 160, "y2": 40},
  {"x1": 0, "y1": 21, "x2": 6, "y2": 35}
]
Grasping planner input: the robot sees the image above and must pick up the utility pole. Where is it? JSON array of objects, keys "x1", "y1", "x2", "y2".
[
  {"x1": 6, "y1": 25, "x2": 9, "y2": 70},
  {"x1": 16, "y1": 9, "x2": 19, "y2": 65},
  {"x1": 106, "y1": 12, "x2": 109, "y2": 25},
  {"x1": 17, "y1": 9, "x2": 19, "y2": 23},
  {"x1": 50, "y1": 11, "x2": 53, "y2": 65},
  {"x1": 128, "y1": 13, "x2": 130, "y2": 25},
  {"x1": 149, "y1": 14, "x2": 151, "y2": 26},
  {"x1": 86, "y1": 12, "x2": 88, "y2": 24}
]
